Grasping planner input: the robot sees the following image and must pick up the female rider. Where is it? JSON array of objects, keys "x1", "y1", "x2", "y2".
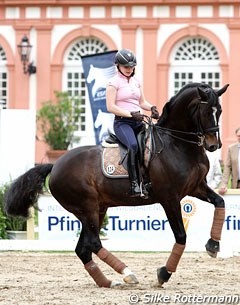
[{"x1": 106, "y1": 49, "x2": 159, "y2": 198}]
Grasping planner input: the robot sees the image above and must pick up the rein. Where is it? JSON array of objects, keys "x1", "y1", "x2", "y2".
[
  {"x1": 143, "y1": 119, "x2": 219, "y2": 156},
  {"x1": 153, "y1": 125, "x2": 205, "y2": 146},
  {"x1": 143, "y1": 116, "x2": 206, "y2": 148}
]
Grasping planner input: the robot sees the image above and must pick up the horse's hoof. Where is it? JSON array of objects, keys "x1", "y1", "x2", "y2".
[
  {"x1": 123, "y1": 274, "x2": 139, "y2": 284},
  {"x1": 157, "y1": 266, "x2": 172, "y2": 287},
  {"x1": 110, "y1": 280, "x2": 125, "y2": 288},
  {"x1": 205, "y1": 238, "x2": 219, "y2": 258},
  {"x1": 206, "y1": 250, "x2": 217, "y2": 258}
]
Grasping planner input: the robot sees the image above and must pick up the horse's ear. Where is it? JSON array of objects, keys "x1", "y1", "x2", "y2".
[
  {"x1": 216, "y1": 84, "x2": 229, "y2": 96},
  {"x1": 197, "y1": 87, "x2": 208, "y2": 101}
]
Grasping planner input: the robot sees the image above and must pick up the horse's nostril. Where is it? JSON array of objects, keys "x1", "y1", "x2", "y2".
[{"x1": 208, "y1": 145, "x2": 218, "y2": 152}]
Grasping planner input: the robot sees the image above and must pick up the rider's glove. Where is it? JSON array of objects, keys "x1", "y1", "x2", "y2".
[
  {"x1": 130, "y1": 111, "x2": 144, "y2": 121},
  {"x1": 151, "y1": 106, "x2": 159, "y2": 119}
]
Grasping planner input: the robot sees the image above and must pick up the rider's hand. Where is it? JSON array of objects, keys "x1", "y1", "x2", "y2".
[
  {"x1": 218, "y1": 186, "x2": 227, "y2": 195},
  {"x1": 151, "y1": 106, "x2": 159, "y2": 119},
  {"x1": 131, "y1": 111, "x2": 144, "y2": 121}
]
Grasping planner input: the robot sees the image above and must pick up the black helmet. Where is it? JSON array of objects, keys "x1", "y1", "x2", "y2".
[{"x1": 115, "y1": 49, "x2": 137, "y2": 67}]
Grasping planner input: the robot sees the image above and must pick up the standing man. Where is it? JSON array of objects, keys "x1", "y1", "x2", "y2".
[
  {"x1": 206, "y1": 150, "x2": 222, "y2": 189},
  {"x1": 218, "y1": 127, "x2": 240, "y2": 195}
]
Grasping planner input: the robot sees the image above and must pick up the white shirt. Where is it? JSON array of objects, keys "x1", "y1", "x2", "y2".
[{"x1": 206, "y1": 151, "x2": 222, "y2": 189}]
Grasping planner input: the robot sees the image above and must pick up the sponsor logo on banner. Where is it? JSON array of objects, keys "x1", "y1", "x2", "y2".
[
  {"x1": 181, "y1": 198, "x2": 196, "y2": 231},
  {"x1": 81, "y1": 51, "x2": 117, "y2": 144}
]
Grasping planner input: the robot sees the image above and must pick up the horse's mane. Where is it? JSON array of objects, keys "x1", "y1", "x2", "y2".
[{"x1": 157, "y1": 83, "x2": 216, "y2": 126}]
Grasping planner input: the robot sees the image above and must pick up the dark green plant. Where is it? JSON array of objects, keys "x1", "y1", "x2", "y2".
[
  {"x1": 37, "y1": 91, "x2": 82, "y2": 150},
  {"x1": 0, "y1": 212, "x2": 7, "y2": 239},
  {"x1": 0, "y1": 183, "x2": 27, "y2": 239},
  {"x1": 5, "y1": 214, "x2": 27, "y2": 232},
  {"x1": 100, "y1": 213, "x2": 109, "y2": 237},
  {"x1": 0, "y1": 184, "x2": 7, "y2": 239}
]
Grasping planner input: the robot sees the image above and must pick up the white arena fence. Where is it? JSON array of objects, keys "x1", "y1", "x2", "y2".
[{"x1": 0, "y1": 191, "x2": 239, "y2": 258}]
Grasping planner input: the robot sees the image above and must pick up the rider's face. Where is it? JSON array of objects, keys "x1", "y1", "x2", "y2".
[{"x1": 118, "y1": 65, "x2": 135, "y2": 77}]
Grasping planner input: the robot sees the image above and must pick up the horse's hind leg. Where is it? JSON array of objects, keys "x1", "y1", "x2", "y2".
[
  {"x1": 75, "y1": 210, "x2": 138, "y2": 288},
  {"x1": 75, "y1": 225, "x2": 111, "y2": 288},
  {"x1": 97, "y1": 209, "x2": 139, "y2": 285},
  {"x1": 96, "y1": 247, "x2": 139, "y2": 285}
]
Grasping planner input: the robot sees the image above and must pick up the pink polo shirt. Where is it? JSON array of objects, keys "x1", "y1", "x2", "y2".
[{"x1": 107, "y1": 71, "x2": 141, "y2": 112}]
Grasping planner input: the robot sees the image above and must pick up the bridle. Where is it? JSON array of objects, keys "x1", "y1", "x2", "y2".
[
  {"x1": 143, "y1": 98, "x2": 221, "y2": 150},
  {"x1": 195, "y1": 99, "x2": 221, "y2": 147}
]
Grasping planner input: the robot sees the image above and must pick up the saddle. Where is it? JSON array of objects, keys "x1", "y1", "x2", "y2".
[{"x1": 101, "y1": 127, "x2": 152, "y2": 178}]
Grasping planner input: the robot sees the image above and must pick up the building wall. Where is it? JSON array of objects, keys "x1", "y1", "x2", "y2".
[{"x1": 0, "y1": 1, "x2": 239, "y2": 163}]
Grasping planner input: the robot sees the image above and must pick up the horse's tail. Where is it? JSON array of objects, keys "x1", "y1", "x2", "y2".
[{"x1": 4, "y1": 164, "x2": 53, "y2": 218}]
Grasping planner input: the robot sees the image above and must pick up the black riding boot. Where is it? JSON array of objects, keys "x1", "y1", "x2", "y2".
[
  {"x1": 127, "y1": 149, "x2": 148, "y2": 197},
  {"x1": 127, "y1": 150, "x2": 141, "y2": 197}
]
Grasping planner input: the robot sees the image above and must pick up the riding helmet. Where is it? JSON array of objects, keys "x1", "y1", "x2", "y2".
[{"x1": 115, "y1": 49, "x2": 137, "y2": 67}]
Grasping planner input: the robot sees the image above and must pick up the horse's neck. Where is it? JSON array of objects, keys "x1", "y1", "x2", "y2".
[{"x1": 158, "y1": 116, "x2": 190, "y2": 132}]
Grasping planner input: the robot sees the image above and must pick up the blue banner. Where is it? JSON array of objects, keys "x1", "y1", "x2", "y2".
[{"x1": 81, "y1": 51, "x2": 117, "y2": 144}]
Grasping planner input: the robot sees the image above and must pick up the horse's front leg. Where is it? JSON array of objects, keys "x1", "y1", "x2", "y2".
[
  {"x1": 195, "y1": 184, "x2": 225, "y2": 258},
  {"x1": 157, "y1": 202, "x2": 186, "y2": 286}
]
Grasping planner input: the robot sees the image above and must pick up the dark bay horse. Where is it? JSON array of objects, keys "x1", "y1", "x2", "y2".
[{"x1": 4, "y1": 82, "x2": 229, "y2": 288}]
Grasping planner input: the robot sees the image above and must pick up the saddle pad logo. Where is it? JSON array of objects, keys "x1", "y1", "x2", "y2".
[
  {"x1": 181, "y1": 198, "x2": 196, "y2": 232},
  {"x1": 102, "y1": 147, "x2": 128, "y2": 178},
  {"x1": 106, "y1": 164, "x2": 116, "y2": 175}
]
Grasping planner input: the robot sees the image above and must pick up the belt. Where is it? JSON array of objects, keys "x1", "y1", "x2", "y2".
[
  {"x1": 115, "y1": 115, "x2": 124, "y2": 120},
  {"x1": 115, "y1": 115, "x2": 135, "y2": 120}
]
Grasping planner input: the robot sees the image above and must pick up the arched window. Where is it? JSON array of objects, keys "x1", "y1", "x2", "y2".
[
  {"x1": 169, "y1": 37, "x2": 220, "y2": 96},
  {"x1": 63, "y1": 37, "x2": 108, "y2": 145},
  {"x1": 174, "y1": 37, "x2": 219, "y2": 61},
  {"x1": 0, "y1": 45, "x2": 7, "y2": 109}
]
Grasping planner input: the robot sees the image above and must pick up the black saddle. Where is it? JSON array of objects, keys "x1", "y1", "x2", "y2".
[{"x1": 104, "y1": 126, "x2": 148, "y2": 169}]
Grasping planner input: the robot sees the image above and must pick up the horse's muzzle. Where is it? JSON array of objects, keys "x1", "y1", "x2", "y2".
[
  {"x1": 204, "y1": 133, "x2": 221, "y2": 152},
  {"x1": 206, "y1": 144, "x2": 219, "y2": 152}
]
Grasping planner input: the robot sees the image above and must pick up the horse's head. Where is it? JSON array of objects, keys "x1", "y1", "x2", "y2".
[
  {"x1": 157, "y1": 83, "x2": 229, "y2": 151},
  {"x1": 190, "y1": 83, "x2": 229, "y2": 152}
]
